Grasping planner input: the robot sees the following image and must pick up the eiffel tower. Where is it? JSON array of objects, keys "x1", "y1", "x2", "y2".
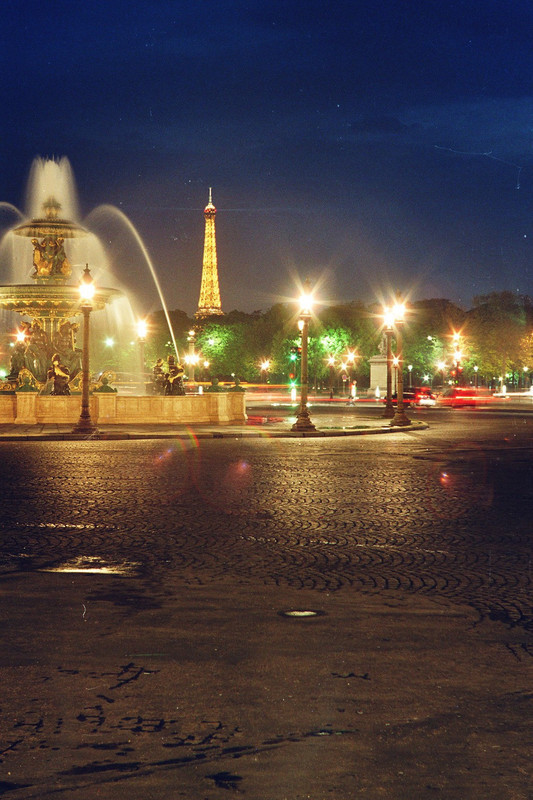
[{"x1": 195, "y1": 188, "x2": 223, "y2": 318}]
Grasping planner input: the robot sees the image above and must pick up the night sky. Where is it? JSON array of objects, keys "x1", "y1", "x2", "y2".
[{"x1": 1, "y1": 0, "x2": 533, "y2": 316}]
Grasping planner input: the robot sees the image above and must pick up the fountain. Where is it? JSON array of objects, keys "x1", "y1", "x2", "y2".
[
  {"x1": 0, "y1": 158, "x2": 126, "y2": 392},
  {"x1": 0, "y1": 157, "x2": 245, "y2": 426},
  {"x1": 0, "y1": 195, "x2": 121, "y2": 390}
]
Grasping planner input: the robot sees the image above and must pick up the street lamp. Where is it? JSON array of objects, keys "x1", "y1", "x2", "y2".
[
  {"x1": 382, "y1": 307, "x2": 395, "y2": 419},
  {"x1": 187, "y1": 329, "x2": 197, "y2": 385},
  {"x1": 340, "y1": 361, "x2": 348, "y2": 396},
  {"x1": 72, "y1": 264, "x2": 97, "y2": 435},
  {"x1": 327, "y1": 355, "x2": 335, "y2": 399},
  {"x1": 260, "y1": 359, "x2": 270, "y2": 383},
  {"x1": 437, "y1": 360, "x2": 446, "y2": 389},
  {"x1": 345, "y1": 350, "x2": 357, "y2": 399},
  {"x1": 291, "y1": 282, "x2": 316, "y2": 432},
  {"x1": 390, "y1": 299, "x2": 410, "y2": 427},
  {"x1": 393, "y1": 355, "x2": 399, "y2": 394}
]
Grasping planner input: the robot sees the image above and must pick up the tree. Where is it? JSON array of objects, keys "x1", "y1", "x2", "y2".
[{"x1": 468, "y1": 292, "x2": 532, "y2": 386}]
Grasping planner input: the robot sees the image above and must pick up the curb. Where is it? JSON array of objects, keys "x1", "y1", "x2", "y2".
[{"x1": 0, "y1": 421, "x2": 429, "y2": 442}]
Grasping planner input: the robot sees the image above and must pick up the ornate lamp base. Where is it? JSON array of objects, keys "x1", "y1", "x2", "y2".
[
  {"x1": 382, "y1": 401, "x2": 395, "y2": 419},
  {"x1": 72, "y1": 412, "x2": 98, "y2": 435},
  {"x1": 291, "y1": 408, "x2": 316, "y2": 432},
  {"x1": 390, "y1": 408, "x2": 411, "y2": 427}
]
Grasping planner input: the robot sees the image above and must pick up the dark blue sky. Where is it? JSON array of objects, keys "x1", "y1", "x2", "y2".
[{"x1": 1, "y1": 0, "x2": 533, "y2": 314}]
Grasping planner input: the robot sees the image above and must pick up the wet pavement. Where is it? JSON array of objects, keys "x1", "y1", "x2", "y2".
[
  {"x1": 0, "y1": 412, "x2": 532, "y2": 798},
  {"x1": 0, "y1": 404, "x2": 425, "y2": 440}
]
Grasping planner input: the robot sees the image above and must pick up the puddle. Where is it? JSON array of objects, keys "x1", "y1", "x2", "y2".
[
  {"x1": 39, "y1": 556, "x2": 140, "y2": 576},
  {"x1": 278, "y1": 609, "x2": 325, "y2": 619}
]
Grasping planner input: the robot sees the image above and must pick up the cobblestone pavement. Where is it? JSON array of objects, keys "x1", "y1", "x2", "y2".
[{"x1": 1, "y1": 414, "x2": 532, "y2": 798}]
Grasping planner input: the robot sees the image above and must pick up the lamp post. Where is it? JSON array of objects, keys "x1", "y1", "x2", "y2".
[
  {"x1": 137, "y1": 319, "x2": 147, "y2": 392},
  {"x1": 393, "y1": 356, "x2": 399, "y2": 394},
  {"x1": 187, "y1": 329, "x2": 197, "y2": 385},
  {"x1": 327, "y1": 355, "x2": 335, "y2": 399},
  {"x1": 382, "y1": 307, "x2": 395, "y2": 418},
  {"x1": 437, "y1": 360, "x2": 446, "y2": 389},
  {"x1": 390, "y1": 299, "x2": 410, "y2": 427},
  {"x1": 291, "y1": 282, "x2": 316, "y2": 432},
  {"x1": 260, "y1": 359, "x2": 270, "y2": 384},
  {"x1": 72, "y1": 264, "x2": 97, "y2": 435},
  {"x1": 340, "y1": 361, "x2": 348, "y2": 396}
]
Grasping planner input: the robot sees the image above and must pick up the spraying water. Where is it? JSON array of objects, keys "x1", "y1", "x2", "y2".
[
  {"x1": 25, "y1": 156, "x2": 80, "y2": 221},
  {"x1": 0, "y1": 202, "x2": 24, "y2": 221},
  {"x1": 86, "y1": 204, "x2": 180, "y2": 360}
]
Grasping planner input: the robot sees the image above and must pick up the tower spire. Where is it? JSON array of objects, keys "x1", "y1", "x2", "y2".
[{"x1": 195, "y1": 188, "x2": 223, "y2": 318}]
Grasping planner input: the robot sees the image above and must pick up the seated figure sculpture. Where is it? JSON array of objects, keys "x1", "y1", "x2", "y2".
[
  {"x1": 52, "y1": 321, "x2": 81, "y2": 381},
  {"x1": 165, "y1": 355, "x2": 185, "y2": 396},
  {"x1": 7, "y1": 339, "x2": 27, "y2": 381},
  {"x1": 47, "y1": 353, "x2": 71, "y2": 395},
  {"x1": 152, "y1": 358, "x2": 166, "y2": 395},
  {"x1": 25, "y1": 320, "x2": 51, "y2": 382}
]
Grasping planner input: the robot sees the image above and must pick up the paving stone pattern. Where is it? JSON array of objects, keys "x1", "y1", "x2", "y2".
[
  {"x1": 0, "y1": 427, "x2": 532, "y2": 799},
  {"x1": 0, "y1": 436, "x2": 531, "y2": 629}
]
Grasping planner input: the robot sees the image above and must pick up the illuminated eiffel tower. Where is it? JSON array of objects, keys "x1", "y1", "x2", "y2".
[{"x1": 195, "y1": 188, "x2": 223, "y2": 318}]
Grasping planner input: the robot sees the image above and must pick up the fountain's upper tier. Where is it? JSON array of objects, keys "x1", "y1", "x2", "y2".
[
  {"x1": 13, "y1": 196, "x2": 88, "y2": 240},
  {"x1": 1, "y1": 191, "x2": 123, "y2": 323},
  {"x1": 11, "y1": 197, "x2": 88, "y2": 283}
]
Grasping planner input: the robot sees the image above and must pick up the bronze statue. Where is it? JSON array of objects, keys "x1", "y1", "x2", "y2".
[
  {"x1": 25, "y1": 320, "x2": 51, "y2": 382},
  {"x1": 164, "y1": 355, "x2": 185, "y2": 396},
  {"x1": 54, "y1": 320, "x2": 79, "y2": 353},
  {"x1": 32, "y1": 235, "x2": 71, "y2": 278},
  {"x1": 7, "y1": 339, "x2": 27, "y2": 381},
  {"x1": 52, "y1": 320, "x2": 81, "y2": 381},
  {"x1": 152, "y1": 358, "x2": 166, "y2": 395},
  {"x1": 47, "y1": 353, "x2": 71, "y2": 395}
]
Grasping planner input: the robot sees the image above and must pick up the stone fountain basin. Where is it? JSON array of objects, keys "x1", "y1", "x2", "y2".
[{"x1": 0, "y1": 392, "x2": 247, "y2": 426}]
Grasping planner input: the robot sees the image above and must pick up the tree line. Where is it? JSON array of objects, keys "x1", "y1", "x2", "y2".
[{"x1": 144, "y1": 291, "x2": 533, "y2": 390}]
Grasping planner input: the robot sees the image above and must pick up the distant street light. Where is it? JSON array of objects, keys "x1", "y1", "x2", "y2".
[
  {"x1": 393, "y1": 355, "x2": 399, "y2": 394},
  {"x1": 327, "y1": 355, "x2": 335, "y2": 399},
  {"x1": 390, "y1": 299, "x2": 410, "y2": 427},
  {"x1": 187, "y1": 329, "x2": 197, "y2": 385},
  {"x1": 291, "y1": 281, "x2": 316, "y2": 432},
  {"x1": 437, "y1": 360, "x2": 446, "y2": 388},
  {"x1": 260, "y1": 359, "x2": 270, "y2": 383},
  {"x1": 340, "y1": 361, "x2": 348, "y2": 395},
  {"x1": 382, "y1": 307, "x2": 395, "y2": 419},
  {"x1": 73, "y1": 264, "x2": 97, "y2": 435}
]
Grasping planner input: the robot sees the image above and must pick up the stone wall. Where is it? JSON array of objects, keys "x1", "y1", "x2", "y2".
[{"x1": 0, "y1": 393, "x2": 246, "y2": 426}]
